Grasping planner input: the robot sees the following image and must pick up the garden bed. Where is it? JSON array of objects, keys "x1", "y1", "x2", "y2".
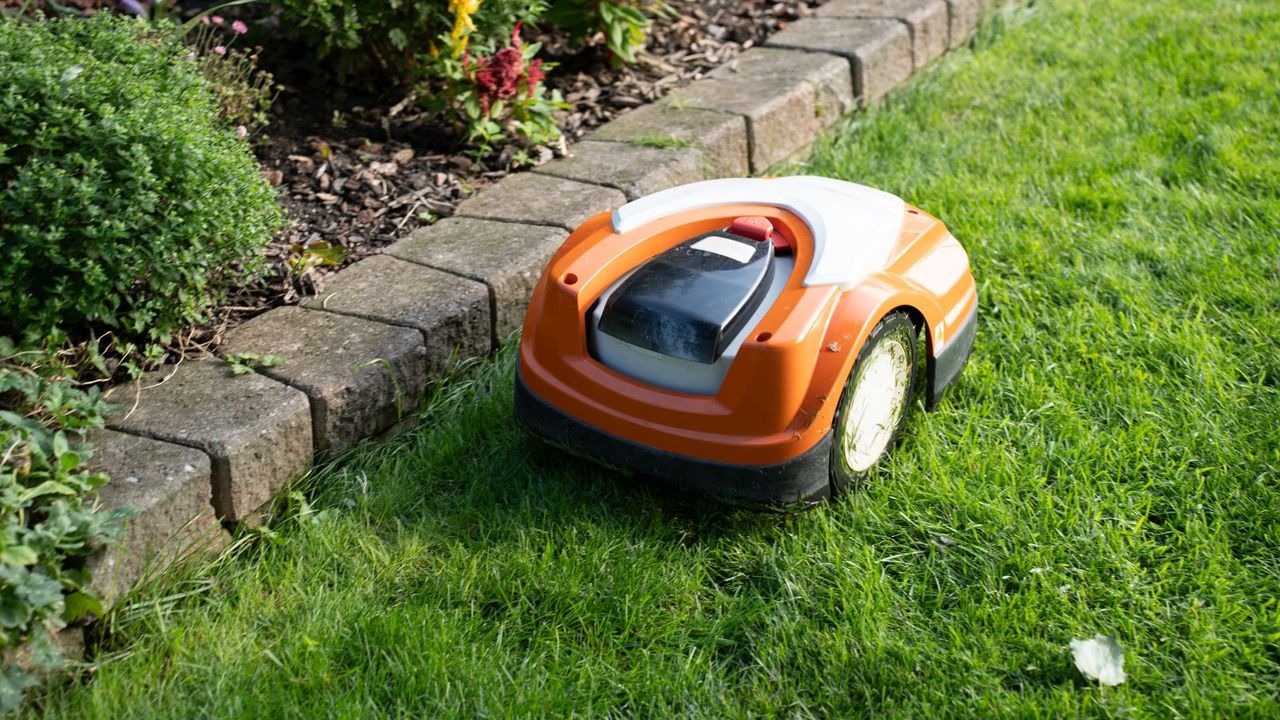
[{"x1": 200, "y1": 0, "x2": 826, "y2": 347}]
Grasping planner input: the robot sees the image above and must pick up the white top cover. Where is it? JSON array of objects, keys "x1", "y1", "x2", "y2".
[{"x1": 611, "y1": 176, "x2": 906, "y2": 291}]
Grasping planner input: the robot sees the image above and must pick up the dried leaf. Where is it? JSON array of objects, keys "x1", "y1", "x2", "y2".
[{"x1": 1070, "y1": 635, "x2": 1126, "y2": 686}]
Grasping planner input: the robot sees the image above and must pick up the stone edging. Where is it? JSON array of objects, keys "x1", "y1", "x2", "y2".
[{"x1": 79, "y1": 0, "x2": 1008, "y2": 644}]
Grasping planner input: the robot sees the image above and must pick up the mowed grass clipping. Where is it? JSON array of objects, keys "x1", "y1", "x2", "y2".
[{"x1": 34, "y1": 0, "x2": 1279, "y2": 716}]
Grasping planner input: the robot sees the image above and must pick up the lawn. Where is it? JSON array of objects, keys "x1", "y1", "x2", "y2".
[{"x1": 32, "y1": 0, "x2": 1280, "y2": 716}]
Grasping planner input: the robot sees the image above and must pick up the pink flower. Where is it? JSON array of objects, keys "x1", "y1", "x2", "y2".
[
  {"x1": 236, "y1": 125, "x2": 248, "y2": 139},
  {"x1": 232, "y1": 20, "x2": 248, "y2": 35},
  {"x1": 200, "y1": 16, "x2": 210, "y2": 24},
  {"x1": 213, "y1": 45, "x2": 227, "y2": 56},
  {"x1": 185, "y1": 50, "x2": 197, "y2": 61},
  {"x1": 211, "y1": 15, "x2": 224, "y2": 24}
]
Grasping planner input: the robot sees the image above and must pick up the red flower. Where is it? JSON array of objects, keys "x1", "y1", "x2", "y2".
[
  {"x1": 526, "y1": 58, "x2": 545, "y2": 95},
  {"x1": 475, "y1": 45, "x2": 523, "y2": 101},
  {"x1": 466, "y1": 24, "x2": 547, "y2": 112}
]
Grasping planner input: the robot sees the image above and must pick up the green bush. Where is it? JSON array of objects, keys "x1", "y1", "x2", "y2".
[
  {"x1": 0, "y1": 338, "x2": 130, "y2": 711},
  {"x1": 0, "y1": 14, "x2": 284, "y2": 363}
]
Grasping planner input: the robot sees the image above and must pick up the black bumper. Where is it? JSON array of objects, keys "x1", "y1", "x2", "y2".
[
  {"x1": 927, "y1": 304, "x2": 977, "y2": 410},
  {"x1": 514, "y1": 368, "x2": 833, "y2": 509}
]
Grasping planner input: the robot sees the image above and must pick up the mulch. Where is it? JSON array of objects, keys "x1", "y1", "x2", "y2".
[{"x1": 194, "y1": 0, "x2": 826, "y2": 351}]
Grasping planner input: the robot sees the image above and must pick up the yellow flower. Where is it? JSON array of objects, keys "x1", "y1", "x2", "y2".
[{"x1": 449, "y1": 0, "x2": 482, "y2": 58}]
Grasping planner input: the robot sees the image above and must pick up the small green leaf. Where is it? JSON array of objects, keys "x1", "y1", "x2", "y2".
[
  {"x1": 62, "y1": 591, "x2": 104, "y2": 623},
  {"x1": 18, "y1": 480, "x2": 77, "y2": 502},
  {"x1": 59, "y1": 64, "x2": 85, "y2": 86},
  {"x1": 296, "y1": 241, "x2": 347, "y2": 267},
  {"x1": 59, "y1": 450, "x2": 82, "y2": 473},
  {"x1": 0, "y1": 545, "x2": 38, "y2": 567}
]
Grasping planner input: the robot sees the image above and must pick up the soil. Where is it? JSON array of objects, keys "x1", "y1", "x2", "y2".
[{"x1": 191, "y1": 0, "x2": 827, "y2": 352}]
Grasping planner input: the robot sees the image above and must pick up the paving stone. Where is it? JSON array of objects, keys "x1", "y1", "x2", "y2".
[
  {"x1": 673, "y1": 78, "x2": 812, "y2": 173},
  {"x1": 223, "y1": 306, "x2": 428, "y2": 454},
  {"x1": 300, "y1": 254, "x2": 490, "y2": 373},
  {"x1": 386, "y1": 218, "x2": 566, "y2": 344},
  {"x1": 105, "y1": 359, "x2": 312, "y2": 524},
  {"x1": 533, "y1": 140, "x2": 706, "y2": 201},
  {"x1": 944, "y1": 0, "x2": 982, "y2": 48},
  {"x1": 84, "y1": 429, "x2": 228, "y2": 607},
  {"x1": 454, "y1": 172, "x2": 625, "y2": 231},
  {"x1": 589, "y1": 103, "x2": 749, "y2": 178},
  {"x1": 706, "y1": 47, "x2": 855, "y2": 121},
  {"x1": 766, "y1": 17, "x2": 912, "y2": 103},
  {"x1": 672, "y1": 48, "x2": 853, "y2": 172},
  {"x1": 707, "y1": 46, "x2": 855, "y2": 130},
  {"x1": 817, "y1": 0, "x2": 950, "y2": 69}
]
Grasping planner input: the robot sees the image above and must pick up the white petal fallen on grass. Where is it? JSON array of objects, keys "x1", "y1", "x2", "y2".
[{"x1": 1070, "y1": 635, "x2": 1127, "y2": 686}]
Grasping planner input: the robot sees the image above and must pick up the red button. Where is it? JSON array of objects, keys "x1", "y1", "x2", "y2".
[{"x1": 730, "y1": 216, "x2": 773, "y2": 242}]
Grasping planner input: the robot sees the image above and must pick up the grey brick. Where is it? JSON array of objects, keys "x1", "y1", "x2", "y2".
[
  {"x1": 674, "y1": 77, "x2": 813, "y2": 173},
  {"x1": 767, "y1": 17, "x2": 912, "y2": 103},
  {"x1": 533, "y1": 140, "x2": 705, "y2": 200},
  {"x1": 386, "y1": 218, "x2": 566, "y2": 344},
  {"x1": 817, "y1": 0, "x2": 950, "y2": 68},
  {"x1": 300, "y1": 255, "x2": 490, "y2": 373},
  {"x1": 84, "y1": 429, "x2": 228, "y2": 607},
  {"x1": 590, "y1": 102, "x2": 749, "y2": 178},
  {"x1": 708, "y1": 47, "x2": 855, "y2": 127},
  {"x1": 944, "y1": 0, "x2": 982, "y2": 48},
  {"x1": 105, "y1": 359, "x2": 312, "y2": 524},
  {"x1": 222, "y1": 307, "x2": 428, "y2": 454},
  {"x1": 672, "y1": 48, "x2": 853, "y2": 172},
  {"x1": 454, "y1": 173, "x2": 625, "y2": 231}
]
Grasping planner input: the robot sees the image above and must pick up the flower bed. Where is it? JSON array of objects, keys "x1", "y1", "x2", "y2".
[{"x1": 206, "y1": 0, "x2": 829, "y2": 346}]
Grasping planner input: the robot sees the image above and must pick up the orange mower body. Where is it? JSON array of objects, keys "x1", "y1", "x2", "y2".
[{"x1": 515, "y1": 177, "x2": 977, "y2": 507}]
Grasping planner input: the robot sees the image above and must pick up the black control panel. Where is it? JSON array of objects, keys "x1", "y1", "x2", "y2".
[{"x1": 597, "y1": 230, "x2": 775, "y2": 364}]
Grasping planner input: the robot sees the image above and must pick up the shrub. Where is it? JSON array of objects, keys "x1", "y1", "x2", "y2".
[
  {"x1": 0, "y1": 14, "x2": 285, "y2": 366},
  {"x1": 0, "y1": 338, "x2": 131, "y2": 711}
]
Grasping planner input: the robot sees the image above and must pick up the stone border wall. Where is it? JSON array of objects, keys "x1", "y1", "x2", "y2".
[{"x1": 76, "y1": 0, "x2": 1012, "y2": 645}]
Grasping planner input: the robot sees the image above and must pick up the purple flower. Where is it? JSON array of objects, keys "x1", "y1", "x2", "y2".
[
  {"x1": 232, "y1": 20, "x2": 248, "y2": 35},
  {"x1": 236, "y1": 126, "x2": 248, "y2": 139},
  {"x1": 119, "y1": 0, "x2": 149, "y2": 16}
]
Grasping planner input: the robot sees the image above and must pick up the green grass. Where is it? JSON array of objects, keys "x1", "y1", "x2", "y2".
[
  {"x1": 631, "y1": 133, "x2": 694, "y2": 149},
  {"x1": 33, "y1": 0, "x2": 1280, "y2": 716}
]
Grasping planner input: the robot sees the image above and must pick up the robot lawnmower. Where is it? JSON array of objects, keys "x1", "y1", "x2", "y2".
[{"x1": 514, "y1": 176, "x2": 977, "y2": 508}]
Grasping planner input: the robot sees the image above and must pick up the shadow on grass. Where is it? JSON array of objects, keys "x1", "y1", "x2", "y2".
[{"x1": 284, "y1": 340, "x2": 805, "y2": 555}]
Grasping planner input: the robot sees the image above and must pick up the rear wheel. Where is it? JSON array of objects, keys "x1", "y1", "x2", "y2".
[{"x1": 829, "y1": 311, "x2": 919, "y2": 494}]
